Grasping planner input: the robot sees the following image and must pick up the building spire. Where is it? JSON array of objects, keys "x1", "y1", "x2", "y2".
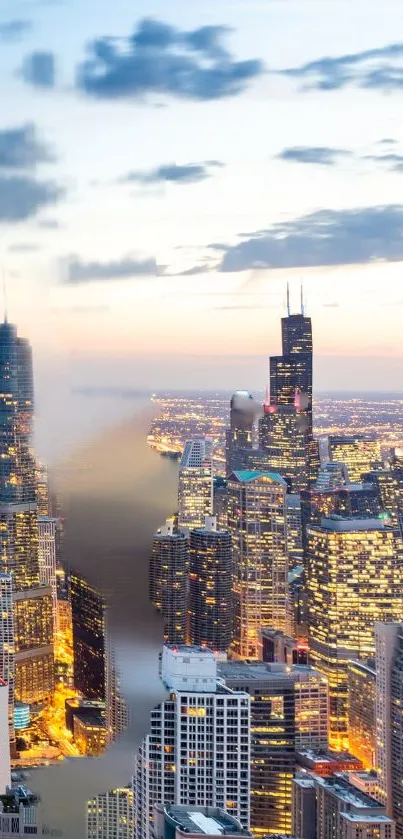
[
  {"x1": 286, "y1": 281, "x2": 290, "y2": 316},
  {"x1": 300, "y1": 282, "x2": 305, "y2": 316}
]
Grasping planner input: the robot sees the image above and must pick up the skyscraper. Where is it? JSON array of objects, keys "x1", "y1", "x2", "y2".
[
  {"x1": 347, "y1": 658, "x2": 376, "y2": 769},
  {"x1": 0, "y1": 576, "x2": 14, "y2": 746},
  {"x1": 219, "y1": 660, "x2": 328, "y2": 837},
  {"x1": 150, "y1": 519, "x2": 188, "y2": 645},
  {"x1": 0, "y1": 680, "x2": 10, "y2": 794},
  {"x1": 328, "y1": 435, "x2": 382, "y2": 483},
  {"x1": 227, "y1": 470, "x2": 288, "y2": 658},
  {"x1": 375, "y1": 622, "x2": 403, "y2": 835},
  {"x1": 71, "y1": 571, "x2": 106, "y2": 700},
  {"x1": 188, "y1": 516, "x2": 233, "y2": 653},
  {"x1": 259, "y1": 290, "x2": 319, "y2": 491},
  {"x1": 391, "y1": 625, "x2": 403, "y2": 837},
  {"x1": 307, "y1": 517, "x2": 403, "y2": 747},
  {"x1": 0, "y1": 321, "x2": 54, "y2": 712},
  {"x1": 87, "y1": 787, "x2": 134, "y2": 839},
  {"x1": 105, "y1": 625, "x2": 130, "y2": 747},
  {"x1": 134, "y1": 645, "x2": 251, "y2": 839},
  {"x1": 37, "y1": 517, "x2": 58, "y2": 635},
  {"x1": 178, "y1": 439, "x2": 213, "y2": 530},
  {"x1": 225, "y1": 391, "x2": 255, "y2": 477}
]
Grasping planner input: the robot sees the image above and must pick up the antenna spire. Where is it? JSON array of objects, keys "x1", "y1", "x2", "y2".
[
  {"x1": 300, "y1": 281, "x2": 305, "y2": 316},
  {"x1": 286, "y1": 281, "x2": 290, "y2": 316}
]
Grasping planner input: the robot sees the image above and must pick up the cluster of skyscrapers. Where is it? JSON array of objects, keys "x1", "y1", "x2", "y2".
[
  {"x1": 139, "y1": 285, "x2": 403, "y2": 839},
  {"x1": 0, "y1": 290, "x2": 403, "y2": 839}
]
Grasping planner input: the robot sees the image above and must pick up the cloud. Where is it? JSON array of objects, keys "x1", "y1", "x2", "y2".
[
  {"x1": 0, "y1": 176, "x2": 63, "y2": 221},
  {"x1": 21, "y1": 51, "x2": 56, "y2": 87},
  {"x1": 123, "y1": 161, "x2": 223, "y2": 186},
  {"x1": 76, "y1": 17, "x2": 263, "y2": 101},
  {"x1": 8, "y1": 242, "x2": 41, "y2": 253},
  {"x1": 216, "y1": 204, "x2": 403, "y2": 271},
  {"x1": 364, "y1": 152, "x2": 403, "y2": 172},
  {"x1": 0, "y1": 124, "x2": 52, "y2": 169},
  {"x1": 280, "y1": 43, "x2": 403, "y2": 92},
  {"x1": 0, "y1": 20, "x2": 32, "y2": 41},
  {"x1": 37, "y1": 218, "x2": 60, "y2": 228},
  {"x1": 64, "y1": 256, "x2": 158, "y2": 284},
  {"x1": 277, "y1": 146, "x2": 351, "y2": 166}
]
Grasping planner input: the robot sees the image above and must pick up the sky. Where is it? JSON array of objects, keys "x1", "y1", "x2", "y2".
[{"x1": 2, "y1": 0, "x2": 403, "y2": 446}]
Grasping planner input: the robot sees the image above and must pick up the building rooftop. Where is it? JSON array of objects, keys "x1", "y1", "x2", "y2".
[
  {"x1": 297, "y1": 749, "x2": 362, "y2": 765},
  {"x1": 317, "y1": 775, "x2": 384, "y2": 810},
  {"x1": 164, "y1": 805, "x2": 251, "y2": 836},
  {"x1": 230, "y1": 470, "x2": 286, "y2": 485},
  {"x1": 166, "y1": 645, "x2": 215, "y2": 656}
]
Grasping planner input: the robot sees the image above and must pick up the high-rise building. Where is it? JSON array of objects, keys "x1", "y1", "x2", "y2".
[
  {"x1": 150, "y1": 519, "x2": 188, "y2": 645},
  {"x1": 219, "y1": 660, "x2": 328, "y2": 837},
  {"x1": 0, "y1": 680, "x2": 10, "y2": 794},
  {"x1": 227, "y1": 471, "x2": 288, "y2": 658},
  {"x1": 87, "y1": 787, "x2": 134, "y2": 839},
  {"x1": 390, "y1": 625, "x2": 403, "y2": 837},
  {"x1": 0, "y1": 787, "x2": 43, "y2": 838},
  {"x1": 134, "y1": 645, "x2": 251, "y2": 839},
  {"x1": 315, "y1": 462, "x2": 349, "y2": 491},
  {"x1": 35, "y1": 463, "x2": 50, "y2": 516},
  {"x1": 0, "y1": 320, "x2": 54, "y2": 713},
  {"x1": 225, "y1": 392, "x2": 255, "y2": 477},
  {"x1": 285, "y1": 493, "x2": 303, "y2": 568},
  {"x1": 259, "y1": 405, "x2": 319, "y2": 493},
  {"x1": 292, "y1": 773, "x2": 395, "y2": 839},
  {"x1": 178, "y1": 439, "x2": 213, "y2": 530},
  {"x1": 328, "y1": 435, "x2": 382, "y2": 483},
  {"x1": 188, "y1": 516, "x2": 233, "y2": 653},
  {"x1": 70, "y1": 571, "x2": 106, "y2": 700},
  {"x1": 375, "y1": 622, "x2": 403, "y2": 836},
  {"x1": 0, "y1": 575, "x2": 14, "y2": 745},
  {"x1": 259, "y1": 292, "x2": 319, "y2": 491},
  {"x1": 347, "y1": 658, "x2": 376, "y2": 769},
  {"x1": 363, "y1": 470, "x2": 403, "y2": 530},
  {"x1": 307, "y1": 516, "x2": 403, "y2": 747},
  {"x1": 212, "y1": 477, "x2": 228, "y2": 531},
  {"x1": 13, "y1": 586, "x2": 54, "y2": 705},
  {"x1": 37, "y1": 517, "x2": 58, "y2": 635},
  {"x1": 105, "y1": 627, "x2": 130, "y2": 747}
]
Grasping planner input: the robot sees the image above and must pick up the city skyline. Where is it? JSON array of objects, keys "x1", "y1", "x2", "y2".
[{"x1": 0, "y1": 0, "x2": 403, "y2": 423}]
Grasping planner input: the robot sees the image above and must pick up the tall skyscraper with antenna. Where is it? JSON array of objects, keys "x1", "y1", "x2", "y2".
[{"x1": 260, "y1": 284, "x2": 319, "y2": 491}]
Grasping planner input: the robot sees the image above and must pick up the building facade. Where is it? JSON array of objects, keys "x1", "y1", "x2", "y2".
[
  {"x1": 150, "y1": 520, "x2": 188, "y2": 645},
  {"x1": 71, "y1": 571, "x2": 106, "y2": 700},
  {"x1": 328, "y1": 435, "x2": 382, "y2": 483},
  {"x1": 178, "y1": 439, "x2": 213, "y2": 530},
  {"x1": 220, "y1": 660, "x2": 328, "y2": 837},
  {"x1": 307, "y1": 517, "x2": 403, "y2": 747},
  {"x1": 228, "y1": 471, "x2": 289, "y2": 658},
  {"x1": 188, "y1": 517, "x2": 233, "y2": 653},
  {"x1": 134, "y1": 646, "x2": 251, "y2": 839},
  {"x1": 87, "y1": 787, "x2": 134, "y2": 839},
  {"x1": 347, "y1": 659, "x2": 376, "y2": 769}
]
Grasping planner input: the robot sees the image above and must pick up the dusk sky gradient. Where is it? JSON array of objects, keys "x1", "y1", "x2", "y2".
[{"x1": 2, "y1": 0, "x2": 403, "y2": 453}]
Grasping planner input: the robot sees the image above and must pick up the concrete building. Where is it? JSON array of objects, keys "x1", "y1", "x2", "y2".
[
  {"x1": 178, "y1": 439, "x2": 213, "y2": 530},
  {"x1": 307, "y1": 516, "x2": 403, "y2": 747},
  {"x1": 347, "y1": 658, "x2": 376, "y2": 769},
  {"x1": 134, "y1": 646, "x2": 251, "y2": 839},
  {"x1": 227, "y1": 470, "x2": 289, "y2": 657},
  {"x1": 188, "y1": 517, "x2": 233, "y2": 653},
  {"x1": 87, "y1": 787, "x2": 134, "y2": 839},
  {"x1": 219, "y1": 660, "x2": 328, "y2": 837},
  {"x1": 292, "y1": 772, "x2": 395, "y2": 839}
]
